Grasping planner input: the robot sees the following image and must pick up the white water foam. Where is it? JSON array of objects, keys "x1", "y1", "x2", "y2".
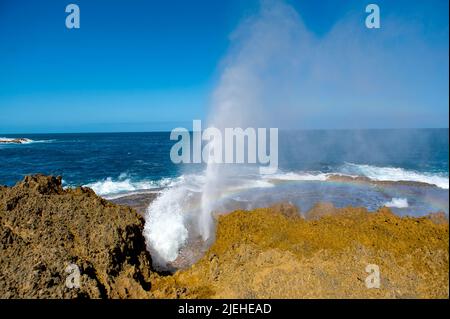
[
  {"x1": 384, "y1": 198, "x2": 409, "y2": 208},
  {"x1": 84, "y1": 174, "x2": 171, "y2": 196},
  {"x1": 142, "y1": 164, "x2": 448, "y2": 268},
  {"x1": 143, "y1": 187, "x2": 190, "y2": 265},
  {"x1": 32, "y1": 139, "x2": 56, "y2": 144},
  {"x1": 143, "y1": 171, "x2": 278, "y2": 268},
  {"x1": 341, "y1": 163, "x2": 449, "y2": 189},
  {"x1": 143, "y1": 174, "x2": 205, "y2": 268},
  {"x1": 264, "y1": 171, "x2": 328, "y2": 181},
  {"x1": 262, "y1": 166, "x2": 449, "y2": 189}
]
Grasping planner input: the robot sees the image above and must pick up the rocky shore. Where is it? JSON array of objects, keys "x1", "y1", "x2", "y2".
[
  {"x1": 0, "y1": 175, "x2": 153, "y2": 298},
  {"x1": 326, "y1": 174, "x2": 440, "y2": 188},
  {"x1": 1, "y1": 175, "x2": 448, "y2": 298}
]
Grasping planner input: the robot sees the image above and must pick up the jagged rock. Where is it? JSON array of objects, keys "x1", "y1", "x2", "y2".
[
  {"x1": 0, "y1": 174, "x2": 153, "y2": 298},
  {"x1": 152, "y1": 206, "x2": 449, "y2": 298}
]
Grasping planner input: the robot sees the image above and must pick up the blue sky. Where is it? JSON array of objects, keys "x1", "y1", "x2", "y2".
[{"x1": 0, "y1": 0, "x2": 448, "y2": 133}]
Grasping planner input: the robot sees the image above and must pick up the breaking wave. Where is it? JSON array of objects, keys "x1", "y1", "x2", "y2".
[
  {"x1": 82, "y1": 162, "x2": 448, "y2": 201},
  {"x1": 80, "y1": 163, "x2": 448, "y2": 269},
  {"x1": 83, "y1": 173, "x2": 172, "y2": 197},
  {"x1": 264, "y1": 171, "x2": 328, "y2": 181},
  {"x1": 340, "y1": 163, "x2": 449, "y2": 189}
]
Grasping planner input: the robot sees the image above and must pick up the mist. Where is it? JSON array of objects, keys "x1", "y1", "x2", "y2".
[
  {"x1": 144, "y1": 0, "x2": 449, "y2": 269},
  {"x1": 198, "y1": 0, "x2": 448, "y2": 239},
  {"x1": 207, "y1": 0, "x2": 448, "y2": 130}
]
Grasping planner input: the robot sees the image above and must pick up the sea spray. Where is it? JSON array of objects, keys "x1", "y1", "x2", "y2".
[
  {"x1": 198, "y1": 1, "x2": 306, "y2": 241},
  {"x1": 144, "y1": 186, "x2": 189, "y2": 265},
  {"x1": 199, "y1": 163, "x2": 220, "y2": 241},
  {"x1": 142, "y1": 0, "x2": 450, "y2": 268},
  {"x1": 144, "y1": 0, "x2": 318, "y2": 265},
  {"x1": 143, "y1": 174, "x2": 205, "y2": 268},
  {"x1": 167, "y1": 119, "x2": 279, "y2": 242}
]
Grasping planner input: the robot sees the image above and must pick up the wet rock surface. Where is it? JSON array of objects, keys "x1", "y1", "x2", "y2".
[{"x1": 109, "y1": 192, "x2": 159, "y2": 217}]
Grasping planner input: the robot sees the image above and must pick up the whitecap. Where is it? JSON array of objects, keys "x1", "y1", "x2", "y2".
[
  {"x1": 341, "y1": 163, "x2": 449, "y2": 189},
  {"x1": 384, "y1": 198, "x2": 409, "y2": 208},
  {"x1": 84, "y1": 176, "x2": 162, "y2": 196}
]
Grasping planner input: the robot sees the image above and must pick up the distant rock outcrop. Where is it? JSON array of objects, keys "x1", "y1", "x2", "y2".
[{"x1": 0, "y1": 138, "x2": 31, "y2": 144}]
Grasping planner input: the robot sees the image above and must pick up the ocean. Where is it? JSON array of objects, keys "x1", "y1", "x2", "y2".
[
  {"x1": 0, "y1": 129, "x2": 448, "y2": 218},
  {"x1": 2, "y1": 128, "x2": 449, "y2": 267}
]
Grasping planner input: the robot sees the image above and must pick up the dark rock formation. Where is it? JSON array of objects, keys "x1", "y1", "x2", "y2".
[
  {"x1": 0, "y1": 175, "x2": 153, "y2": 298},
  {"x1": 0, "y1": 138, "x2": 31, "y2": 144}
]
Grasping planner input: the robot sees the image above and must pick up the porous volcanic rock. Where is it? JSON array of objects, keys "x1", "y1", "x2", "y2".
[
  {"x1": 0, "y1": 175, "x2": 153, "y2": 298},
  {"x1": 152, "y1": 205, "x2": 449, "y2": 298}
]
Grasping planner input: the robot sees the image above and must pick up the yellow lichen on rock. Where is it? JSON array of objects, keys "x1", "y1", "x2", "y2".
[{"x1": 152, "y1": 205, "x2": 449, "y2": 299}]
